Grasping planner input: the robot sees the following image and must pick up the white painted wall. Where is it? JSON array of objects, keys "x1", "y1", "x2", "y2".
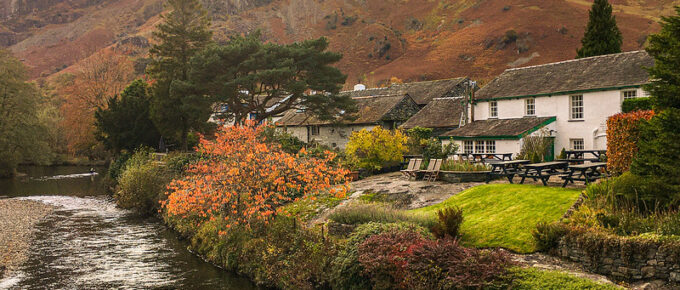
[{"x1": 472, "y1": 88, "x2": 645, "y2": 152}]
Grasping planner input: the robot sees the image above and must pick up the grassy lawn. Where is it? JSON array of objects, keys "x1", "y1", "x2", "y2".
[
  {"x1": 507, "y1": 268, "x2": 620, "y2": 289},
  {"x1": 411, "y1": 184, "x2": 580, "y2": 253}
]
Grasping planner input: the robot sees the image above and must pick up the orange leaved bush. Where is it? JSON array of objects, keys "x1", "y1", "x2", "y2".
[
  {"x1": 606, "y1": 110, "x2": 655, "y2": 175},
  {"x1": 162, "y1": 123, "x2": 350, "y2": 228}
]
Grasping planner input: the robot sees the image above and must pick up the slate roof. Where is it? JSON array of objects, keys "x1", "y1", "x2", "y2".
[
  {"x1": 400, "y1": 97, "x2": 466, "y2": 129},
  {"x1": 276, "y1": 94, "x2": 411, "y2": 126},
  {"x1": 441, "y1": 116, "x2": 556, "y2": 139},
  {"x1": 476, "y1": 51, "x2": 653, "y2": 101},
  {"x1": 341, "y1": 77, "x2": 470, "y2": 106}
]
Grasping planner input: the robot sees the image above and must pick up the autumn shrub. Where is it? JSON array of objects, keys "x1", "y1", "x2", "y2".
[
  {"x1": 328, "y1": 203, "x2": 436, "y2": 229},
  {"x1": 331, "y1": 222, "x2": 431, "y2": 290},
  {"x1": 606, "y1": 110, "x2": 654, "y2": 175},
  {"x1": 358, "y1": 230, "x2": 513, "y2": 289},
  {"x1": 345, "y1": 126, "x2": 407, "y2": 172},
  {"x1": 431, "y1": 206, "x2": 464, "y2": 238},
  {"x1": 163, "y1": 123, "x2": 349, "y2": 228},
  {"x1": 115, "y1": 150, "x2": 174, "y2": 216}
]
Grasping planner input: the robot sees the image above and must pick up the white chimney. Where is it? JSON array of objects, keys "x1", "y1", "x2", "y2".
[{"x1": 354, "y1": 84, "x2": 366, "y2": 91}]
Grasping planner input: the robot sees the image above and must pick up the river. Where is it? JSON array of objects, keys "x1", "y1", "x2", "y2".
[{"x1": 0, "y1": 166, "x2": 255, "y2": 289}]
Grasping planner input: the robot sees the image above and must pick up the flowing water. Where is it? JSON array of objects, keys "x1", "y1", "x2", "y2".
[{"x1": 0, "y1": 166, "x2": 255, "y2": 289}]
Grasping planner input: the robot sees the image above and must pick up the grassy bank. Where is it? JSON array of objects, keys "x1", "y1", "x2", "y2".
[{"x1": 411, "y1": 184, "x2": 581, "y2": 253}]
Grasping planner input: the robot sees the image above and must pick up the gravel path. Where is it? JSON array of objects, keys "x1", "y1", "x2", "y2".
[{"x1": 0, "y1": 199, "x2": 54, "y2": 278}]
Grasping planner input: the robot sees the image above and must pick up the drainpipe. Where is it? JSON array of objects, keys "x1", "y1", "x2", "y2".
[{"x1": 469, "y1": 81, "x2": 476, "y2": 123}]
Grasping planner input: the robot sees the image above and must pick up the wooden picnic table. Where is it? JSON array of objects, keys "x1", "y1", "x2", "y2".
[
  {"x1": 564, "y1": 150, "x2": 606, "y2": 163},
  {"x1": 456, "y1": 153, "x2": 513, "y2": 163},
  {"x1": 519, "y1": 161, "x2": 569, "y2": 186},
  {"x1": 487, "y1": 160, "x2": 530, "y2": 183},
  {"x1": 561, "y1": 162, "x2": 608, "y2": 187}
]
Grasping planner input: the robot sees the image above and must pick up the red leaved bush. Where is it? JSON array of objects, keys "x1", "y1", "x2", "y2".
[
  {"x1": 606, "y1": 110, "x2": 655, "y2": 174},
  {"x1": 358, "y1": 230, "x2": 513, "y2": 289},
  {"x1": 162, "y1": 123, "x2": 350, "y2": 229}
]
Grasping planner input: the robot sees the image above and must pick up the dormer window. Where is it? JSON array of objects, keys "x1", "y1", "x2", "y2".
[
  {"x1": 489, "y1": 101, "x2": 498, "y2": 118},
  {"x1": 525, "y1": 98, "x2": 535, "y2": 116}
]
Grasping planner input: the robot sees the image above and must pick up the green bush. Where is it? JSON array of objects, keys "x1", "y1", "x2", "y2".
[
  {"x1": 532, "y1": 222, "x2": 569, "y2": 251},
  {"x1": 517, "y1": 129, "x2": 553, "y2": 162},
  {"x1": 328, "y1": 203, "x2": 436, "y2": 229},
  {"x1": 163, "y1": 152, "x2": 201, "y2": 174},
  {"x1": 331, "y1": 222, "x2": 431, "y2": 290},
  {"x1": 114, "y1": 149, "x2": 174, "y2": 215},
  {"x1": 260, "y1": 125, "x2": 306, "y2": 154},
  {"x1": 422, "y1": 138, "x2": 458, "y2": 160},
  {"x1": 107, "y1": 151, "x2": 131, "y2": 180},
  {"x1": 611, "y1": 172, "x2": 679, "y2": 212},
  {"x1": 431, "y1": 206, "x2": 464, "y2": 238},
  {"x1": 622, "y1": 97, "x2": 653, "y2": 113},
  {"x1": 440, "y1": 159, "x2": 489, "y2": 171}
]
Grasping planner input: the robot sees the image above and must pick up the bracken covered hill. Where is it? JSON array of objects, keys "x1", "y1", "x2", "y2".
[{"x1": 0, "y1": 0, "x2": 676, "y2": 87}]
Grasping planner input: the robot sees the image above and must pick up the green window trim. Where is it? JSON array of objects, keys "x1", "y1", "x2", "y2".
[{"x1": 439, "y1": 116, "x2": 556, "y2": 141}]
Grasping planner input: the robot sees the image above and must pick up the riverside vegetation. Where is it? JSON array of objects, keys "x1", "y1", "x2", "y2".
[{"x1": 109, "y1": 124, "x2": 616, "y2": 289}]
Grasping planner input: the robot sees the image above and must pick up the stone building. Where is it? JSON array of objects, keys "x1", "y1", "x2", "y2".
[
  {"x1": 276, "y1": 93, "x2": 420, "y2": 149},
  {"x1": 399, "y1": 97, "x2": 467, "y2": 136}
]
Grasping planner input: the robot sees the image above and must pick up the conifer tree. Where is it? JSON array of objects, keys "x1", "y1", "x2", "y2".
[
  {"x1": 631, "y1": 7, "x2": 680, "y2": 189},
  {"x1": 147, "y1": 0, "x2": 213, "y2": 151},
  {"x1": 576, "y1": 0, "x2": 622, "y2": 58}
]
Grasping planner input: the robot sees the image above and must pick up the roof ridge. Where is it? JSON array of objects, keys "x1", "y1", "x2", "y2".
[
  {"x1": 340, "y1": 77, "x2": 468, "y2": 93},
  {"x1": 505, "y1": 50, "x2": 646, "y2": 72}
]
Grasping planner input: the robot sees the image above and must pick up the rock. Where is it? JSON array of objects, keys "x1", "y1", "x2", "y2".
[{"x1": 641, "y1": 266, "x2": 655, "y2": 278}]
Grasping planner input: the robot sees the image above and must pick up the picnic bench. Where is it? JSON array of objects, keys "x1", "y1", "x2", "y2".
[
  {"x1": 519, "y1": 161, "x2": 568, "y2": 186},
  {"x1": 561, "y1": 162, "x2": 608, "y2": 187},
  {"x1": 487, "y1": 160, "x2": 530, "y2": 183},
  {"x1": 563, "y1": 150, "x2": 606, "y2": 164},
  {"x1": 455, "y1": 153, "x2": 513, "y2": 163}
]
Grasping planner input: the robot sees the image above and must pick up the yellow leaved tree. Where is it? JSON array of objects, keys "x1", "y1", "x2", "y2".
[{"x1": 345, "y1": 126, "x2": 407, "y2": 172}]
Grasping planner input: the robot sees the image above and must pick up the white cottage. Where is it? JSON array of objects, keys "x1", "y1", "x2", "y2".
[{"x1": 442, "y1": 51, "x2": 654, "y2": 156}]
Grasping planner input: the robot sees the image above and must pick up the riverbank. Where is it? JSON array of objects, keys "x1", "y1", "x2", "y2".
[{"x1": 0, "y1": 199, "x2": 55, "y2": 278}]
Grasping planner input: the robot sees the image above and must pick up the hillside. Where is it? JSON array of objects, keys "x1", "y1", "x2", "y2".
[{"x1": 0, "y1": 0, "x2": 676, "y2": 87}]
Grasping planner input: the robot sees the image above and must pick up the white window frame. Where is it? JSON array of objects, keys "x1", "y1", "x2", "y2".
[
  {"x1": 486, "y1": 141, "x2": 496, "y2": 153},
  {"x1": 622, "y1": 90, "x2": 637, "y2": 100},
  {"x1": 570, "y1": 95, "x2": 584, "y2": 120},
  {"x1": 570, "y1": 138, "x2": 584, "y2": 150},
  {"x1": 525, "y1": 98, "x2": 536, "y2": 116},
  {"x1": 463, "y1": 141, "x2": 474, "y2": 154},
  {"x1": 474, "y1": 141, "x2": 485, "y2": 153},
  {"x1": 489, "y1": 101, "x2": 498, "y2": 118}
]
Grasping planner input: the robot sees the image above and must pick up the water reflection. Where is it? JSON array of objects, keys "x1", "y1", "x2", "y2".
[
  {"x1": 0, "y1": 166, "x2": 107, "y2": 197},
  {"x1": 0, "y1": 167, "x2": 255, "y2": 289}
]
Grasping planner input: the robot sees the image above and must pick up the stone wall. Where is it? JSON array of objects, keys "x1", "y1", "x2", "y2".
[{"x1": 555, "y1": 234, "x2": 680, "y2": 282}]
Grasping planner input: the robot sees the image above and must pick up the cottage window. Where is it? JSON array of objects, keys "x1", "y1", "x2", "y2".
[
  {"x1": 570, "y1": 95, "x2": 584, "y2": 120},
  {"x1": 622, "y1": 90, "x2": 637, "y2": 100},
  {"x1": 475, "y1": 141, "x2": 485, "y2": 153},
  {"x1": 464, "y1": 141, "x2": 474, "y2": 153},
  {"x1": 486, "y1": 141, "x2": 496, "y2": 153},
  {"x1": 310, "y1": 126, "x2": 320, "y2": 136},
  {"x1": 489, "y1": 101, "x2": 498, "y2": 118},
  {"x1": 570, "y1": 138, "x2": 584, "y2": 150},
  {"x1": 525, "y1": 98, "x2": 535, "y2": 116}
]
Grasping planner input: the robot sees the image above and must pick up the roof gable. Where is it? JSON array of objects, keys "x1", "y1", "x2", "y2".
[
  {"x1": 276, "y1": 94, "x2": 416, "y2": 126},
  {"x1": 476, "y1": 51, "x2": 653, "y2": 101},
  {"x1": 400, "y1": 97, "x2": 466, "y2": 129},
  {"x1": 341, "y1": 77, "x2": 469, "y2": 105}
]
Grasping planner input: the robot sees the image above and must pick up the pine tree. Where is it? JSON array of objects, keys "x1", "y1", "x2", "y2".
[
  {"x1": 147, "y1": 0, "x2": 213, "y2": 151},
  {"x1": 576, "y1": 0, "x2": 622, "y2": 58}
]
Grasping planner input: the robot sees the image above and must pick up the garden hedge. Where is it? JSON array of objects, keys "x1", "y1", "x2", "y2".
[{"x1": 606, "y1": 110, "x2": 655, "y2": 175}]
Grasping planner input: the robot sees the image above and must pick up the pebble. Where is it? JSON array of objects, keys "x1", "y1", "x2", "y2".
[{"x1": 0, "y1": 199, "x2": 54, "y2": 278}]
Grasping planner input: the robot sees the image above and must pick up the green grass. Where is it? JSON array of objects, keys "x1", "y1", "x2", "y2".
[
  {"x1": 411, "y1": 184, "x2": 580, "y2": 253},
  {"x1": 329, "y1": 203, "x2": 437, "y2": 229},
  {"x1": 506, "y1": 268, "x2": 620, "y2": 289}
]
